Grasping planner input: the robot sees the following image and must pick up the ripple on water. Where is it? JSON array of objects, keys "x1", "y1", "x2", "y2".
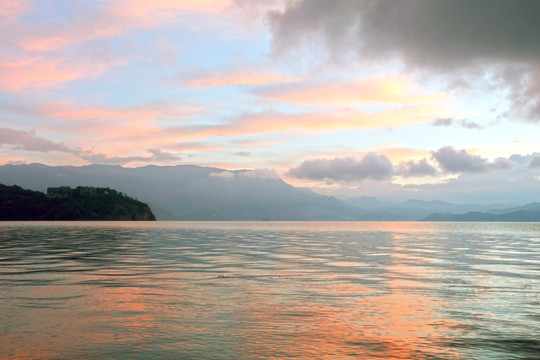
[{"x1": 0, "y1": 221, "x2": 539, "y2": 359}]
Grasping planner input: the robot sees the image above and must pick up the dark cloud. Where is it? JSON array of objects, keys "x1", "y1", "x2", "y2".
[
  {"x1": 432, "y1": 146, "x2": 512, "y2": 173},
  {"x1": 396, "y1": 158, "x2": 438, "y2": 177},
  {"x1": 268, "y1": 0, "x2": 540, "y2": 121},
  {"x1": 287, "y1": 152, "x2": 393, "y2": 182},
  {"x1": 0, "y1": 127, "x2": 77, "y2": 154},
  {"x1": 528, "y1": 155, "x2": 540, "y2": 169},
  {"x1": 269, "y1": 0, "x2": 540, "y2": 67}
]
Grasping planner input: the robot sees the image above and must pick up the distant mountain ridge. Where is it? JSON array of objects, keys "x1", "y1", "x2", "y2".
[
  {"x1": 344, "y1": 196, "x2": 515, "y2": 221},
  {"x1": 0, "y1": 163, "x2": 538, "y2": 221},
  {"x1": 486, "y1": 202, "x2": 540, "y2": 215},
  {"x1": 421, "y1": 202, "x2": 540, "y2": 222},
  {"x1": 0, "y1": 163, "x2": 361, "y2": 220}
]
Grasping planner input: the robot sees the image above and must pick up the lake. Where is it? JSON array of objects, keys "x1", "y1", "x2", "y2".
[{"x1": 1, "y1": 221, "x2": 539, "y2": 359}]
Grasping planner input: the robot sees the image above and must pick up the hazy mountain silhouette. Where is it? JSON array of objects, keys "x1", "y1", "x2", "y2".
[
  {"x1": 421, "y1": 203, "x2": 540, "y2": 222},
  {"x1": 1, "y1": 163, "x2": 535, "y2": 221},
  {"x1": 344, "y1": 197, "x2": 513, "y2": 220},
  {"x1": 0, "y1": 164, "x2": 362, "y2": 220}
]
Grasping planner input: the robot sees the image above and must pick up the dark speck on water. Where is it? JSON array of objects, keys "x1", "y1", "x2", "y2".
[{"x1": 1, "y1": 221, "x2": 539, "y2": 359}]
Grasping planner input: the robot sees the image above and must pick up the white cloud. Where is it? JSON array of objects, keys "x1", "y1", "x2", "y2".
[
  {"x1": 80, "y1": 148, "x2": 181, "y2": 165},
  {"x1": 209, "y1": 171, "x2": 236, "y2": 179},
  {"x1": 244, "y1": 168, "x2": 280, "y2": 179},
  {"x1": 209, "y1": 168, "x2": 279, "y2": 180}
]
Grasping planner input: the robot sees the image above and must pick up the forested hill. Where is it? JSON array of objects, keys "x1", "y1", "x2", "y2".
[{"x1": 0, "y1": 184, "x2": 155, "y2": 221}]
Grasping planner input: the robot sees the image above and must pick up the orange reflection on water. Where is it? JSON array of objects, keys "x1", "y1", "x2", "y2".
[
  {"x1": 358, "y1": 271, "x2": 459, "y2": 359},
  {"x1": 223, "y1": 234, "x2": 461, "y2": 359},
  {"x1": 354, "y1": 233, "x2": 460, "y2": 359}
]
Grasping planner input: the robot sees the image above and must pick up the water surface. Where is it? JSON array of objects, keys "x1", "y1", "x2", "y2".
[{"x1": 1, "y1": 221, "x2": 539, "y2": 359}]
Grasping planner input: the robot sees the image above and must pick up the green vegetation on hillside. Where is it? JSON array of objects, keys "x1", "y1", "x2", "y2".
[{"x1": 0, "y1": 184, "x2": 155, "y2": 221}]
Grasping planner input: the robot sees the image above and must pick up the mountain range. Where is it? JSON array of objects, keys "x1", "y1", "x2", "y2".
[{"x1": 0, "y1": 163, "x2": 538, "y2": 221}]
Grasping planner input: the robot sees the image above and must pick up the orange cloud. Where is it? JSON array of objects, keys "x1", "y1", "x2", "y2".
[
  {"x1": 136, "y1": 103, "x2": 446, "y2": 147},
  {"x1": 0, "y1": 155, "x2": 25, "y2": 165},
  {"x1": 226, "y1": 105, "x2": 446, "y2": 135},
  {"x1": 253, "y1": 74, "x2": 447, "y2": 105},
  {"x1": 378, "y1": 147, "x2": 432, "y2": 163},
  {"x1": 6, "y1": 97, "x2": 445, "y2": 166},
  {"x1": 17, "y1": 101, "x2": 445, "y2": 163}
]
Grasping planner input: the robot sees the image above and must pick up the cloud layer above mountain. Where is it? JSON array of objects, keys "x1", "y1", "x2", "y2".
[
  {"x1": 1, "y1": 1, "x2": 539, "y2": 202},
  {"x1": 268, "y1": 0, "x2": 540, "y2": 121}
]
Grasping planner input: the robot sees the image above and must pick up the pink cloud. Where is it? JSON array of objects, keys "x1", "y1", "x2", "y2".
[
  {"x1": 32, "y1": 101, "x2": 198, "y2": 140},
  {"x1": 0, "y1": 57, "x2": 117, "y2": 92},
  {"x1": 12, "y1": 0, "x2": 233, "y2": 52},
  {"x1": 0, "y1": 0, "x2": 28, "y2": 24},
  {"x1": 0, "y1": 99, "x2": 200, "y2": 158},
  {"x1": 12, "y1": 100, "x2": 445, "y2": 158},
  {"x1": 17, "y1": 102, "x2": 203, "y2": 157},
  {"x1": 0, "y1": 0, "x2": 242, "y2": 93}
]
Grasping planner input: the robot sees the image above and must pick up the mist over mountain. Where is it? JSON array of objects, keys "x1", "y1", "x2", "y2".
[
  {"x1": 1, "y1": 163, "x2": 535, "y2": 221},
  {"x1": 0, "y1": 164, "x2": 361, "y2": 220}
]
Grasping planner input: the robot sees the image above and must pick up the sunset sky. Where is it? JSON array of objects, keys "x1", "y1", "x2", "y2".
[{"x1": 1, "y1": 0, "x2": 540, "y2": 202}]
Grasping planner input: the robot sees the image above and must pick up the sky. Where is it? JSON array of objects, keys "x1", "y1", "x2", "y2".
[{"x1": 1, "y1": 0, "x2": 540, "y2": 203}]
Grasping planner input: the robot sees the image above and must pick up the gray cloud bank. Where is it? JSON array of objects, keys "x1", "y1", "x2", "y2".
[
  {"x1": 268, "y1": 0, "x2": 540, "y2": 121},
  {"x1": 528, "y1": 155, "x2": 540, "y2": 169},
  {"x1": 0, "y1": 127, "x2": 77, "y2": 154},
  {"x1": 432, "y1": 147, "x2": 512, "y2": 174},
  {"x1": 396, "y1": 158, "x2": 438, "y2": 178},
  {"x1": 288, "y1": 147, "x2": 521, "y2": 183},
  {"x1": 288, "y1": 152, "x2": 393, "y2": 182}
]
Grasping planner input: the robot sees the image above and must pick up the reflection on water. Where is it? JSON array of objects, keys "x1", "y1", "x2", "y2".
[{"x1": 1, "y1": 221, "x2": 539, "y2": 359}]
